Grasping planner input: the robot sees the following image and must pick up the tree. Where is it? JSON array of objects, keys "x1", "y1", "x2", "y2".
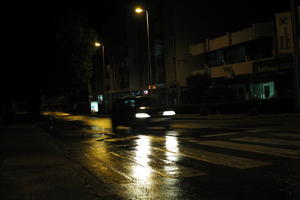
[{"x1": 42, "y1": 11, "x2": 98, "y2": 110}]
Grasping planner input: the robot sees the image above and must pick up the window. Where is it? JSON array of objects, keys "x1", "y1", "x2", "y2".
[
  {"x1": 246, "y1": 38, "x2": 273, "y2": 61},
  {"x1": 251, "y1": 81, "x2": 275, "y2": 99},
  {"x1": 206, "y1": 49, "x2": 224, "y2": 67},
  {"x1": 224, "y1": 46, "x2": 246, "y2": 64}
]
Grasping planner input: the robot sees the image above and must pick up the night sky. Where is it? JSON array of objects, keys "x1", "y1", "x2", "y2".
[{"x1": 2, "y1": 0, "x2": 295, "y2": 99}]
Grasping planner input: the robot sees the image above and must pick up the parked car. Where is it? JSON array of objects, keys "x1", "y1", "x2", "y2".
[{"x1": 111, "y1": 96, "x2": 176, "y2": 132}]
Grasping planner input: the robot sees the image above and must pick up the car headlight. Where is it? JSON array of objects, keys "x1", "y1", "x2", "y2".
[
  {"x1": 135, "y1": 113, "x2": 151, "y2": 118},
  {"x1": 162, "y1": 111, "x2": 176, "y2": 116}
]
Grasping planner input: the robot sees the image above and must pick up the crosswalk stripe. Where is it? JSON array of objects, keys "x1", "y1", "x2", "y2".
[
  {"x1": 200, "y1": 132, "x2": 241, "y2": 138},
  {"x1": 153, "y1": 147, "x2": 270, "y2": 169},
  {"x1": 110, "y1": 152, "x2": 172, "y2": 178},
  {"x1": 231, "y1": 137, "x2": 300, "y2": 147},
  {"x1": 270, "y1": 133, "x2": 300, "y2": 139},
  {"x1": 110, "y1": 150, "x2": 206, "y2": 178},
  {"x1": 104, "y1": 136, "x2": 139, "y2": 142},
  {"x1": 73, "y1": 152, "x2": 135, "y2": 184},
  {"x1": 196, "y1": 140, "x2": 300, "y2": 159}
]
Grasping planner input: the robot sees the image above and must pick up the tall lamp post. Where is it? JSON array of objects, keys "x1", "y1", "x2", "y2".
[
  {"x1": 291, "y1": 0, "x2": 300, "y2": 112},
  {"x1": 135, "y1": 7, "x2": 153, "y2": 96},
  {"x1": 94, "y1": 42, "x2": 106, "y2": 110}
]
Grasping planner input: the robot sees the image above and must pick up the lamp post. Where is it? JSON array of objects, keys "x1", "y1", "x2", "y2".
[
  {"x1": 135, "y1": 7, "x2": 153, "y2": 96},
  {"x1": 94, "y1": 42, "x2": 105, "y2": 91},
  {"x1": 94, "y1": 42, "x2": 106, "y2": 111},
  {"x1": 291, "y1": 0, "x2": 300, "y2": 112}
]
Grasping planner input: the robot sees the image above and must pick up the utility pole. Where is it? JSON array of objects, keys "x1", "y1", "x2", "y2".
[
  {"x1": 291, "y1": 0, "x2": 300, "y2": 112},
  {"x1": 145, "y1": 10, "x2": 153, "y2": 96}
]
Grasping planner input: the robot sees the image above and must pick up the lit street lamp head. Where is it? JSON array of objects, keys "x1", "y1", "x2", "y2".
[
  {"x1": 94, "y1": 42, "x2": 101, "y2": 47},
  {"x1": 135, "y1": 7, "x2": 144, "y2": 14}
]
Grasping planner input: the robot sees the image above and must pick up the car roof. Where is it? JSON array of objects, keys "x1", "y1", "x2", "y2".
[{"x1": 120, "y1": 95, "x2": 150, "y2": 100}]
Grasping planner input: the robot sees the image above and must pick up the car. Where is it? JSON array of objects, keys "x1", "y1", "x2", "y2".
[{"x1": 111, "y1": 96, "x2": 176, "y2": 132}]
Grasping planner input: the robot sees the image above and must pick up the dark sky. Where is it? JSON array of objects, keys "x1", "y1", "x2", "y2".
[
  {"x1": 7, "y1": 0, "x2": 294, "y2": 52},
  {"x1": 53, "y1": 0, "x2": 293, "y2": 33},
  {"x1": 2, "y1": 0, "x2": 297, "y2": 98}
]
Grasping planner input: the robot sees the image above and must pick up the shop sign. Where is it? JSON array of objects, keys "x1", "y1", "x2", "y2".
[{"x1": 276, "y1": 12, "x2": 294, "y2": 54}]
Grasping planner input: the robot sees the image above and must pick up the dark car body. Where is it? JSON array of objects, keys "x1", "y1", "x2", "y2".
[{"x1": 111, "y1": 96, "x2": 175, "y2": 132}]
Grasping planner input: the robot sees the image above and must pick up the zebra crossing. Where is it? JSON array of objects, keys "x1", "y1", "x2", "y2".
[{"x1": 67, "y1": 129, "x2": 300, "y2": 183}]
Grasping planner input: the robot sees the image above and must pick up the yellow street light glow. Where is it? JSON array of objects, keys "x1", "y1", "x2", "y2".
[
  {"x1": 94, "y1": 42, "x2": 101, "y2": 47},
  {"x1": 135, "y1": 7, "x2": 144, "y2": 14}
]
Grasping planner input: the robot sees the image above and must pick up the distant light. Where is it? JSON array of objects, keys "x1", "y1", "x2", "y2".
[
  {"x1": 162, "y1": 111, "x2": 176, "y2": 116},
  {"x1": 90, "y1": 101, "x2": 98, "y2": 112},
  {"x1": 139, "y1": 106, "x2": 147, "y2": 110},
  {"x1": 135, "y1": 7, "x2": 144, "y2": 14},
  {"x1": 97, "y1": 94, "x2": 103, "y2": 102},
  {"x1": 143, "y1": 90, "x2": 149, "y2": 95},
  {"x1": 94, "y1": 42, "x2": 101, "y2": 47},
  {"x1": 135, "y1": 113, "x2": 150, "y2": 118},
  {"x1": 147, "y1": 85, "x2": 156, "y2": 90}
]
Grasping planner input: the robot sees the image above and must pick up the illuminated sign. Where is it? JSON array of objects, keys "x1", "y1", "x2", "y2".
[{"x1": 90, "y1": 101, "x2": 98, "y2": 112}]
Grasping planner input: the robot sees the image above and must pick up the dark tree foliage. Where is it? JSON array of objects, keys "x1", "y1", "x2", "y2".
[{"x1": 42, "y1": 11, "x2": 98, "y2": 104}]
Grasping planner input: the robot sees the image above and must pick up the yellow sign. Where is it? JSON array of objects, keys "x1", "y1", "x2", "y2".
[{"x1": 276, "y1": 12, "x2": 294, "y2": 54}]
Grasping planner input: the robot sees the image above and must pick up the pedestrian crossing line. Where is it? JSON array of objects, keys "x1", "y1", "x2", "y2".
[
  {"x1": 200, "y1": 132, "x2": 241, "y2": 138},
  {"x1": 110, "y1": 150, "x2": 206, "y2": 178},
  {"x1": 104, "y1": 136, "x2": 140, "y2": 142},
  {"x1": 110, "y1": 152, "x2": 172, "y2": 178},
  {"x1": 196, "y1": 140, "x2": 300, "y2": 159},
  {"x1": 153, "y1": 146, "x2": 270, "y2": 169},
  {"x1": 270, "y1": 133, "x2": 300, "y2": 139},
  {"x1": 231, "y1": 137, "x2": 300, "y2": 147},
  {"x1": 75, "y1": 152, "x2": 135, "y2": 184}
]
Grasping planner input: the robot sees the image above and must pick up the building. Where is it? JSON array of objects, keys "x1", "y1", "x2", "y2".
[
  {"x1": 184, "y1": 12, "x2": 298, "y2": 112},
  {"x1": 188, "y1": 22, "x2": 285, "y2": 99},
  {"x1": 92, "y1": 1, "x2": 299, "y2": 113}
]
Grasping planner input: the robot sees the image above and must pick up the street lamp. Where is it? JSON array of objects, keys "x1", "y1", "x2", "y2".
[
  {"x1": 94, "y1": 42, "x2": 101, "y2": 47},
  {"x1": 94, "y1": 42, "x2": 106, "y2": 110},
  {"x1": 134, "y1": 6, "x2": 153, "y2": 95},
  {"x1": 291, "y1": 0, "x2": 300, "y2": 112}
]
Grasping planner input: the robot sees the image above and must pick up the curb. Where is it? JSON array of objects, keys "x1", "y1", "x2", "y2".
[{"x1": 173, "y1": 113, "x2": 300, "y2": 121}]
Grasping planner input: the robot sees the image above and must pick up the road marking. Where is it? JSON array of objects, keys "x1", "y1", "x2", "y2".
[
  {"x1": 231, "y1": 137, "x2": 300, "y2": 147},
  {"x1": 110, "y1": 152, "x2": 173, "y2": 178},
  {"x1": 111, "y1": 151, "x2": 206, "y2": 178},
  {"x1": 74, "y1": 153, "x2": 135, "y2": 183},
  {"x1": 153, "y1": 147, "x2": 270, "y2": 169},
  {"x1": 104, "y1": 136, "x2": 140, "y2": 142},
  {"x1": 270, "y1": 133, "x2": 300, "y2": 139},
  {"x1": 196, "y1": 140, "x2": 300, "y2": 159},
  {"x1": 200, "y1": 132, "x2": 241, "y2": 138}
]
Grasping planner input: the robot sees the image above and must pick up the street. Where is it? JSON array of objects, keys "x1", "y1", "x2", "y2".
[{"x1": 38, "y1": 112, "x2": 300, "y2": 199}]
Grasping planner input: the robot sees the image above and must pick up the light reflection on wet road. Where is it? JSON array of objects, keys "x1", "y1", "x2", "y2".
[{"x1": 45, "y1": 112, "x2": 300, "y2": 199}]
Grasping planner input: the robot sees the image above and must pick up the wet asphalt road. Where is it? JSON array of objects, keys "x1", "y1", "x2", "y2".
[{"x1": 43, "y1": 112, "x2": 300, "y2": 200}]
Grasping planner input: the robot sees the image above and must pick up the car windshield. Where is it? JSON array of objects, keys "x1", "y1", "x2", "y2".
[{"x1": 123, "y1": 97, "x2": 160, "y2": 108}]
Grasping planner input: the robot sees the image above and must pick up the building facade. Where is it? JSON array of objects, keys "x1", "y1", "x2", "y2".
[{"x1": 92, "y1": 2, "x2": 299, "y2": 113}]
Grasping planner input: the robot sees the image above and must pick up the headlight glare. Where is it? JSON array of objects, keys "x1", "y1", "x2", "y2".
[
  {"x1": 135, "y1": 113, "x2": 151, "y2": 118},
  {"x1": 163, "y1": 111, "x2": 176, "y2": 116}
]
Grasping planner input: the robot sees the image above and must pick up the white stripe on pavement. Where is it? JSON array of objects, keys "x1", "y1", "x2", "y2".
[
  {"x1": 153, "y1": 146, "x2": 270, "y2": 169},
  {"x1": 231, "y1": 137, "x2": 300, "y2": 147},
  {"x1": 196, "y1": 140, "x2": 300, "y2": 159}
]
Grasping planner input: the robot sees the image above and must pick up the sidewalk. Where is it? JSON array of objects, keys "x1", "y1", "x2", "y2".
[
  {"x1": 0, "y1": 123, "x2": 115, "y2": 200},
  {"x1": 173, "y1": 113, "x2": 300, "y2": 120}
]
